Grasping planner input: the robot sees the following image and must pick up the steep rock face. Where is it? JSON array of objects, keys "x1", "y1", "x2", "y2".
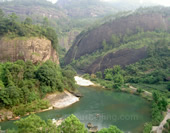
[
  {"x1": 0, "y1": 37, "x2": 59, "y2": 64},
  {"x1": 59, "y1": 30, "x2": 80, "y2": 50},
  {"x1": 86, "y1": 47, "x2": 147, "y2": 74},
  {"x1": 64, "y1": 12, "x2": 170, "y2": 64}
]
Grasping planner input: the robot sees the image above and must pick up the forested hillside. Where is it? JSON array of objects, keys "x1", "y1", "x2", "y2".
[
  {"x1": 64, "y1": 7, "x2": 170, "y2": 108},
  {"x1": 64, "y1": 7, "x2": 170, "y2": 70}
]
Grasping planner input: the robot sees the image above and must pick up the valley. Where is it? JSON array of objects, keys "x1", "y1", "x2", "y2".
[{"x1": 0, "y1": 0, "x2": 170, "y2": 133}]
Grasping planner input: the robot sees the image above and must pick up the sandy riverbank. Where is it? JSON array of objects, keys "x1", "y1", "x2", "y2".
[
  {"x1": 45, "y1": 90, "x2": 79, "y2": 109},
  {"x1": 46, "y1": 76, "x2": 96, "y2": 108},
  {"x1": 0, "y1": 76, "x2": 95, "y2": 122},
  {"x1": 74, "y1": 76, "x2": 95, "y2": 86}
]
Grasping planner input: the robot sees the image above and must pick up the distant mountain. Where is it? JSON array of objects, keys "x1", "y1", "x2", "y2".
[
  {"x1": 64, "y1": 7, "x2": 170, "y2": 73},
  {"x1": 0, "y1": 0, "x2": 154, "y2": 50}
]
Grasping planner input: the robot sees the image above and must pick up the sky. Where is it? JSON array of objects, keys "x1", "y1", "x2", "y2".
[{"x1": 47, "y1": 0, "x2": 170, "y2": 6}]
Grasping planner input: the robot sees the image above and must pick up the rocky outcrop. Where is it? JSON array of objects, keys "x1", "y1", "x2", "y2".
[
  {"x1": 0, "y1": 37, "x2": 59, "y2": 64},
  {"x1": 86, "y1": 47, "x2": 147, "y2": 73},
  {"x1": 59, "y1": 30, "x2": 80, "y2": 50},
  {"x1": 45, "y1": 90, "x2": 79, "y2": 109},
  {"x1": 0, "y1": 110, "x2": 13, "y2": 122},
  {"x1": 64, "y1": 11, "x2": 170, "y2": 65}
]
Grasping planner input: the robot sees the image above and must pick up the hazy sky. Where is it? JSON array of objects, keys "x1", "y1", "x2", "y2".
[{"x1": 47, "y1": 0, "x2": 170, "y2": 6}]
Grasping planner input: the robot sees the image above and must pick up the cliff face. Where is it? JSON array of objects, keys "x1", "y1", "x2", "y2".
[
  {"x1": 0, "y1": 37, "x2": 59, "y2": 64},
  {"x1": 64, "y1": 12, "x2": 170, "y2": 65},
  {"x1": 86, "y1": 48, "x2": 147, "y2": 74}
]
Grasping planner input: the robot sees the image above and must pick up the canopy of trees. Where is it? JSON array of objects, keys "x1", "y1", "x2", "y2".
[
  {"x1": 9, "y1": 114, "x2": 123, "y2": 133},
  {"x1": 0, "y1": 60, "x2": 76, "y2": 112}
]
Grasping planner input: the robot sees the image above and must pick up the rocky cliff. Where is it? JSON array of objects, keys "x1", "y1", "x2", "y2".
[
  {"x1": 64, "y1": 8, "x2": 170, "y2": 73},
  {"x1": 65, "y1": 12, "x2": 170, "y2": 65},
  {"x1": 86, "y1": 48, "x2": 147, "y2": 73},
  {"x1": 0, "y1": 37, "x2": 59, "y2": 64}
]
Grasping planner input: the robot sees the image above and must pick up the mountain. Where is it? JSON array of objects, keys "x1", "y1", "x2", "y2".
[
  {"x1": 64, "y1": 6, "x2": 170, "y2": 73},
  {"x1": 0, "y1": 0, "x2": 152, "y2": 51}
]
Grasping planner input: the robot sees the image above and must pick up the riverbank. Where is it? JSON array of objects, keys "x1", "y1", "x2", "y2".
[
  {"x1": 152, "y1": 109, "x2": 170, "y2": 133},
  {"x1": 0, "y1": 76, "x2": 94, "y2": 122},
  {"x1": 45, "y1": 90, "x2": 79, "y2": 109},
  {"x1": 74, "y1": 76, "x2": 95, "y2": 86},
  {"x1": 0, "y1": 90, "x2": 80, "y2": 122}
]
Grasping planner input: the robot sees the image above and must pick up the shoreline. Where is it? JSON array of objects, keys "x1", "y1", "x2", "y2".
[
  {"x1": 74, "y1": 76, "x2": 95, "y2": 86},
  {"x1": 45, "y1": 90, "x2": 80, "y2": 109}
]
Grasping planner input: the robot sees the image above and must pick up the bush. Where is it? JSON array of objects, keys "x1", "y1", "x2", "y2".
[{"x1": 143, "y1": 122, "x2": 152, "y2": 133}]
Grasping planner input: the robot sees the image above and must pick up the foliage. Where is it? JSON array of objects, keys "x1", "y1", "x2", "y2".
[
  {"x1": 11, "y1": 114, "x2": 123, "y2": 133},
  {"x1": 57, "y1": 114, "x2": 88, "y2": 133},
  {"x1": 0, "y1": 10, "x2": 58, "y2": 51},
  {"x1": 137, "y1": 88, "x2": 143, "y2": 94},
  {"x1": 12, "y1": 100, "x2": 49, "y2": 116},
  {"x1": 96, "y1": 65, "x2": 124, "y2": 89},
  {"x1": 143, "y1": 122, "x2": 152, "y2": 133},
  {"x1": 36, "y1": 60, "x2": 64, "y2": 93},
  {"x1": 151, "y1": 91, "x2": 168, "y2": 126},
  {"x1": 162, "y1": 119, "x2": 170, "y2": 133},
  {"x1": 70, "y1": 31, "x2": 170, "y2": 81},
  {"x1": 0, "y1": 60, "x2": 76, "y2": 112},
  {"x1": 15, "y1": 114, "x2": 57, "y2": 133},
  {"x1": 98, "y1": 125, "x2": 123, "y2": 133}
]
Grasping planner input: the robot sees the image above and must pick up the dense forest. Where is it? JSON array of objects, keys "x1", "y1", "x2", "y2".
[{"x1": 0, "y1": 60, "x2": 76, "y2": 116}]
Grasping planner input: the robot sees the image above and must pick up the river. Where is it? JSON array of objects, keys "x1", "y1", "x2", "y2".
[{"x1": 0, "y1": 86, "x2": 151, "y2": 133}]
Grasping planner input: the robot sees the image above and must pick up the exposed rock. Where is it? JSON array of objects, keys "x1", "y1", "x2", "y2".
[
  {"x1": 45, "y1": 90, "x2": 79, "y2": 109},
  {"x1": 86, "y1": 47, "x2": 147, "y2": 73},
  {"x1": 74, "y1": 76, "x2": 95, "y2": 86},
  {"x1": 89, "y1": 126, "x2": 98, "y2": 133},
  {"x1": 0, "y1": 37, "x2": 59, "y2": 64},
  {"x1": 0, "y1": 110, "x2": 13, "y2": 121},
  {"x1": 87, "y1": 123, "x2": 93, "y2": 128},
  {"x1": 59, "y1": 30, "x2": 80, "y2": 50},
  {"x1": 64, "y1": 12, "x2": 170, "y2": 65},
  {"x1": 68, "y1": 90, "x2": 83, "y2": 97}
]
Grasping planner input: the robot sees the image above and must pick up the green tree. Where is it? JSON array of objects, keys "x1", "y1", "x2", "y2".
[
  {"x1": 113, "y1": 74, "x2": 124, "y2": 89},
  {"x1": 111, "y1": 34, "x2": 120, "y2": 48},
  {"x1": 24, "y1": 17, "x2": 33, "y2": 25},
  {"x1": 9, "y1": 13, "x2": 18, "y2": 22},
  {"x1": 143, "y1": 122, "x2": 152, "y2": 133},
  {"x1": 96, "y1": 71, "x2": 102, "y2": 79},
  {"x1": 35, "y1": 60, "x2": 64, "y2": 93},
  {"x1": 102, "y1": 39, "x2": 109, "y2": 51},
  {"x1": 112, "y1": 65, "x2": 121, "y2": 74},
  {"x1": 104, "y1": 68, "x2": 113, "y2": 81},
  {"x1": 15, "y1": 114, "x2": 54, "y2": 133},
  {"x1": 98, "y1": 125, "x2": 123, "y2": 133},
  {"x1": 43, "y1": 17, "x2": 49, "y2": 27},
  {"x1": 57, "y1": 114, "x2": 88, "y2": 133}
]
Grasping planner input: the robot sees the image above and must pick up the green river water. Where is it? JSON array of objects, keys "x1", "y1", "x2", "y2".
[{"x1": 0, "y1": 86, "x2": 151, "y2": 133}]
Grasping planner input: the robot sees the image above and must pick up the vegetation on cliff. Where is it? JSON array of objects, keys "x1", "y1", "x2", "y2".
[
  {"x1": 0, "y1": 60, "x2": 76, "y2": 116},
  {"x1": 0, "y1": 9, "x2": 58, "y2": 51},
  {"x1": 65, "y1": 7, "x2": 170, "y2": 67}
]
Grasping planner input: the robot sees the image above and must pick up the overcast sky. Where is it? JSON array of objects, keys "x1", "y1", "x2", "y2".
[{"x1": 47, "y1": 0, "x2": 170, "y2": 6}]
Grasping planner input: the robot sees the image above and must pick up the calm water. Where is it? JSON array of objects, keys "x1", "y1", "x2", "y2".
[{"x1": 0, "y1": 86, "x2": 151, "y2": 133}]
